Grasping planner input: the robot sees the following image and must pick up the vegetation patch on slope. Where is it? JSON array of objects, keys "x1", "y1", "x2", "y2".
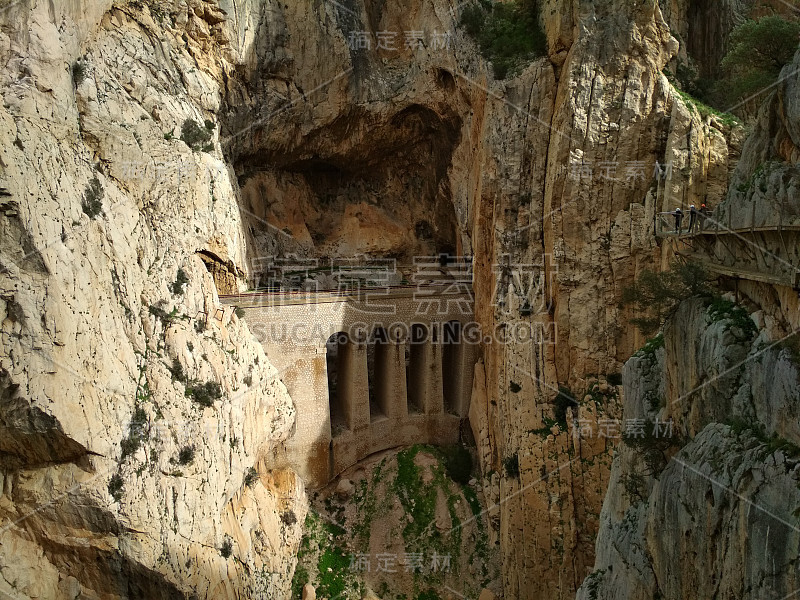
[
  {"x1": 291, "y1": 445, "x2": 499, "y2": 599},
  {"x1": 459, "y1": 0, "x2": 547, "y2": 79}
]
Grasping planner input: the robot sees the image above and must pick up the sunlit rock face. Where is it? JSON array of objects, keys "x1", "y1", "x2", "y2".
[
  {"x1": 0, "y1": 0, "x2": 304, "y2": 597},
  {"x1": 1, "y1": 0, "x2": 788, "y2": 598},
  {"x1": 578, "y1": 40, "x2": 800, "y2": 600}
]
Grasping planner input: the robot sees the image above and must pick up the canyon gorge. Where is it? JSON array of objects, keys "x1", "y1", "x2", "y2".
[{"x1": 1, "y1": 0, "x2": 799, "y2": 598}]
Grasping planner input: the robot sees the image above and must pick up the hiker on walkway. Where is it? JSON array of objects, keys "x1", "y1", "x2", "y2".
[
  {"x1": 699, "y1": 203, "x2": 711, "y2": 231},
  {"x1": 689, "y1": 205, "x2": 698, "y2": 233},
  {"x1": 673, "y1": 207, "x2": 683, "y2": 233}
]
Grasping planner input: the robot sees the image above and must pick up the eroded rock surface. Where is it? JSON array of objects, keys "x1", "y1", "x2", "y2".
[
  {"x1": 0, "y1": 1, "x2": 305, "y2": 597},
  {"x1": 577, "y1": 296, "x2": 800, "y2": 599},
  {"x1": 0, "y1": 0, "x2": 785, "y2": 598}
]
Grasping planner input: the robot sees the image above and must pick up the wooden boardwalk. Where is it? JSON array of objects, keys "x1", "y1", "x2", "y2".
[
  {"x1": 655, "y1": 216, "x2": 800, "y2": 239},
  {"x1": 676, "y1": 251, "x2": 800, "y2": 289}
]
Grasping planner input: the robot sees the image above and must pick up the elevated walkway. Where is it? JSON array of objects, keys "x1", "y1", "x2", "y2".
[
  {"x1": 676, "y1": 251, "x2": 800, "y2": 289},
  {"x1": 656, "y1": 213, "x2": 800, "y2": 290},
  {"x1": 655, "y1": 213, "x2": 800, "y2": 239},
  {"x1": 220, "y1": 283, "x2": 466, "y2": 308}
]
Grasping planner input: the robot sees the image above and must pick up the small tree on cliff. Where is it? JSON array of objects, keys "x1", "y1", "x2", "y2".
[
  {"x1": 714, "y1": 16, "x2": 800, "y2": 109},
  {"x1": 459, "y1": 0, "x2": 546, "y2": 79},
  {"x1": 621, "y1": 261, "x2": 712, "y2": 336}
]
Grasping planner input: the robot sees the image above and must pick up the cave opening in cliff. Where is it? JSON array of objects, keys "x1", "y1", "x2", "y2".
[{"x1": 231, "y1": 104, "x2": 463, "y2": 271}]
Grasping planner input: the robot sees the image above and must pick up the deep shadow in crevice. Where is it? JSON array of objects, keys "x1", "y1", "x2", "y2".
[{"x1": 227, "y1": 99, "x2": 463, "y2": 270}]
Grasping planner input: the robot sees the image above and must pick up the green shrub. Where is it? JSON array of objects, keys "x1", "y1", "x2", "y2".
[
  {"x1": 706, "y1": 297, "x2": 758, "y2": 339},
  {"x1": 220, "y1": 537, "x2": 232, "y2": 558},
  {"x1": 148, "y1": 303, "x2": 178, "y2": 326},
  {"x1": 170, "y1": 268, "x2": 189, "y2": 295},
  {"x1": 460, "y1": 4, "x2": 485, "y2": 36},
  {"x1": 715, "y1": 16, "x2": 800, "y2": 109},
  {"x1": 177, "y1": 445, "x2": 195, "y2": 465},
  {"x1": 180, "y1": 118, "x2": 214, "y2": 151},
  {"x1": 503, "y1": 453, "x2": 520, "y2": 478},
  {"x1": 726, "y1": 416, "x2": 752, "y2": 435},
  {"x1": 168, "y1": 358, "x2": 186, "y2": 383},
  {"x1": 621, "y1": 261, "x2": 712, "y2": 336},
  {"x1": 72, "y1": 59, "x2": 87, "y2": 86},
  {"x1": 244, "y1": 466, "x2": 258, "y2": 487},
  {"x1": 317, "y1": 546, "x2": 350, "y2": 599},
  {"x1": 120, "y1": 406, "x2": 148, "y2": 459},
  {"x1": 635, "y1": 333, "x2": 664, "y2": 357},
  {"x1": 459, "y1": 0, "x2": 547, "y2": 79},
  {"x1": 185, "y1": 380, "x2": 222, "y2": 407},
  {"x1": 674, "y1": 88, "x2": 741, "y2": 127},
  {"x1": 281, "y1": 510, "x2": 297, "y2": 526},
  {"x1": 291, "y1": 564, "x2": 309, "y2": 599},
  {"x1": 81, "y1": 176, "x2": 104, "y2": 218},
  {"x1": 393, "y1": 446, "x2": 437, "y2": 541},
  {"x1": 509, "y1": 380, "x2": 522, "y2": 393},
  {"x1": 725, "y1": 418, "x2": 800, "y2": 458},
  {"x1": 108, "y1": 473, "x2": 124, "y2": 502},
  {"x1": 585, "y1": 569, "x2": 606, "y2": 600}
]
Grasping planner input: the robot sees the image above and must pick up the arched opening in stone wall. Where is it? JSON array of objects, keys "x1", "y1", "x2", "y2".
[
  {"x1": 368, "y1": 327, "x2": 390, "y2": 422},
  {"x1": 326, "y1": 332, "x2": 350, "y2": 436},
  {"x1": 406, "y1": 323, "x2": 427, "y2": 414},
  {"x1": 442, "y1": 320, "x2": 462, "y2": 415},
  {"x1": 196, "y1": 250, "x2": 243, "y2": 296}
]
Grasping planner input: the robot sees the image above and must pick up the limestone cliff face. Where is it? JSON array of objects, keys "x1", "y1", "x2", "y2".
[
  {"x1": 467, "y1": 1, "x2": 747, "y2": 598},
  {"x1": 220, "y1": 0, "x2": 477, "y2": 264},
  {"x1": 0, "y1": 0, "x2": 771, "y2": 599},
  {"x1": 576, "y1": 298, "x2": 800, "y2": 599},
  {"x1": 577, "y1": 46, "x2": 800, "y2": 600},
  {"x1": 0, "y1": 1, "x2": 305, "y2": 597},
  {"x1": 715, "y1": 50, "x2": 800, "y2": 230}
]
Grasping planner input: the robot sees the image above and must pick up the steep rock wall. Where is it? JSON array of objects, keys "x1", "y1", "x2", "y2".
[
  {"x1": 578, "y1": 36, "x2": 800, "y2": 600},
  {"x1": 0, "y1": 1, "x2": 306, "y2": 597},
  {"x1": 0, "y1": 0, "x2": 756, "y2": 599},
  {"x1": 577, "y1": 298, "x2": 800, "y2": 599},
  {"x1": 468, "y1": 1, "x2": 744, "y2": 598}
]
